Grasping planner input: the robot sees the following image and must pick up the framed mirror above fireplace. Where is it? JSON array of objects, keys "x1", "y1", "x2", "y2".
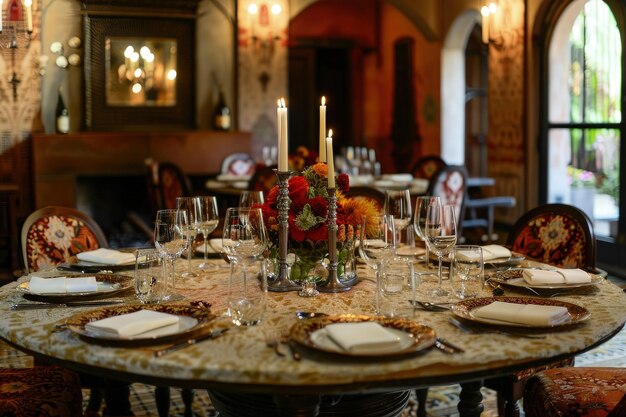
[{"x1": 82, "y1": 0, "x2": 200, "y2": 130}]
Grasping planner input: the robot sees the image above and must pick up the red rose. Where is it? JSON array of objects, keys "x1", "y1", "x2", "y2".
[
  {"x1": 308, "y1": 196, "x2": 328, "y2": 217},
  {"x1": 289, "y1": 176, "x2": 309, "y2": 206},
  {"x1": 266, "y1": 185, "x2": 279, "y2": 207},
  {"x1": 306, "y1": 224, "x2": 328, "y2": 241}
]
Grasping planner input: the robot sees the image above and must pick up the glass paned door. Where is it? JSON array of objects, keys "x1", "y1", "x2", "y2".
[{"x1": 546, "y1": 0, "x2": 623, "y2": 247}]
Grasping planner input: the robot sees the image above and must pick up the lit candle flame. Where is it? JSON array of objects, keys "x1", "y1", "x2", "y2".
[{"x1": 321, "y1": 96, "x2": 326, "y2": 106}]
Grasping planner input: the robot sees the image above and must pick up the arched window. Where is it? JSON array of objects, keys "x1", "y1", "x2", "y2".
[{"x1": 541, "y1": 0, "x2": 626, "y2": 269}]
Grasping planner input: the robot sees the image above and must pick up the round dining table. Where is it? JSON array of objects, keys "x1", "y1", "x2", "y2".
[{"x1": 1, "y1": 257, "x2": 625, "y2": 417}]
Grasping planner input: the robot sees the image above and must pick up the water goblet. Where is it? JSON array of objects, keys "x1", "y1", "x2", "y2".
[
  {"x1": 176, "y1": 197, "x2": 198, "y2": 278},
  {"x1": 134, "y1": 248, "x2": 166, "y2": 304},
  {"x1": 153, "y1": 209, "x2": 191, "y2": 297},
  {"x1": 425, "y1": 204, "x2": 457, "y2": 297},
  {"x1": 413, "y1": 196, "x2": 441, "y2": 269},
  {"x1": 383, "y1": 189, "x2": 412, "y2": 250},
  {"x1": 451, "y1": 245, "x2": 484, "y2": 299},
  {"x1": 193, "y1": 196, "x2": 220, "y2": 270},
  {"x1": 239, "y1": 190, "x2": 265, "y2": 208},
  {"x1": 358, "y1": 214, "x2": 396, "y2": 273}
]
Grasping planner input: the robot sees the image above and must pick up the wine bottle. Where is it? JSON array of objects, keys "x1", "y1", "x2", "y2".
[
  {"x1": 212, "y1": 89, "x2": 231, "y2": 131},
  {"x1": 55, "y1": 91, "x2": 69, "y2": 134}
]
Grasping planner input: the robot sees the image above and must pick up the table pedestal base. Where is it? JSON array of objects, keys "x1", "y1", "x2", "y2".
[{"x1": 207, "y1": 390, "x2": 410, "y2": 417}]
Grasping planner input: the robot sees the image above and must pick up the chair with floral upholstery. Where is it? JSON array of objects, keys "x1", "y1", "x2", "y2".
[
  {"x1": 426, "y1": 165, "x2": 468, "y2": 228},
  {"x1": 0, "y1": 366, "x2": 83, "y2": 416},
  {"x1": 506, "y1": 203, "x2": 596, "y2": 271},
  {"x1": 21, "y1": 205, "x2": 108, "y2": 274},
  {"x1": 523, "y1": 367, "x2": 626, "y2": 417},
  {"x1": 483, "y1": 203, "x2": 597, "y2": 416}
]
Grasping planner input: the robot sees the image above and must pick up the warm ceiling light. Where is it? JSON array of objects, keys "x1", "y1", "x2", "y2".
[
  {"x1": 140, "y1": 46, "x2": 151, "y2": 59},
  {"x1": 131, "y1": 83, "x2": 142, "y2": 94},
  {"x1": 124, "y1": 46, "x2": 134, "y2": 59},
  {"x1": 248, "y1": 3, "x2": 258, "y2": 14},
  {"x1": 489, "y1": 2, "x2": 497, "y2": 14},
  {"x1": 271, "y1": 4, "x2": 282, "y2": 15},
  {"x1": 134, "y1": 68, "x2": 142, "y2": 78},
  {"x1": 167, "y1": 69, "x2": 177, "y2": 80},
  {"x1": 130, "y1": 52, "x2": 139, "y2": 62},
  {"x1": 481, "y1": 6, "x2": 489, "y2": 17}
]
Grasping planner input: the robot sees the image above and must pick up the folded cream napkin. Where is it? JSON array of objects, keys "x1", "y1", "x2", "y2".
[
  {"x1": 324, "y1": 322, "x2": 401, "y2": 353},
  {"x1": 481, "y1": 245, "x2": 512, "y2": 261},
  {"x1": 522, "y1": 268, "x2": 591, "y2": 285},
  {"x1": 29, "y1": 276, "x2": 98, "y2": 294},
  {"x1": 76, "y1": 248, "x2": 136, "y2": 265},
  {"x1": 85, "y1": 309, "x2": 180, "y2": 338},
  {"x1": 473, "y1": 301, "x2": 570, "y2": 326}
]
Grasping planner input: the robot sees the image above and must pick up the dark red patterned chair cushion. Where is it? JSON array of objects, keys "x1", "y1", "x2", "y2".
[
  {"x1": 0, "y1": 366, "x2": 82, "y2": 417},
  {"x1": 509, "y1": 211, "x2": 592, "y2": 269},
  {"x1": 25, "y1": 215, "x2": 101, "y2": 272},
  {"x1": 428, "y1": 166, "x2": 467, "y2": 225},
  {"x1": 524, "y1": 367, "x2": 626, "y2": 417}
]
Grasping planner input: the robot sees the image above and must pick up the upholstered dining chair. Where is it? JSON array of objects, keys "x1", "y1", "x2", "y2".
[
  {"x1": 145, "y1": 159, "x2": 192, "y2": 215},
  {"x1": 426, "y1": 165, "x2": 468, "y2": 229},
  {"x1": 483, "y1": 203, "x2": 598, "y2": 417},
  {"x1": 505, "y1": 203, "x2": 596, "y2": 271},
  {"x1": 21, "y1": 205, "x2": 108, "y2": 274},
  {"x1": 411, "y1": 155, "x2": 447, "y2": 180},
  {"x1": 342, "y1": 186, "x2": 386, "y2": 210},
  {"x1": 523, "y1": 367, "x2": 626, "y2": 417}
]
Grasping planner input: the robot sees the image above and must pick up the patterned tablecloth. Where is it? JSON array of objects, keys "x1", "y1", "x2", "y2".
[{"x1": 0, "y1": 258, "x2": 625, "y2": 394}]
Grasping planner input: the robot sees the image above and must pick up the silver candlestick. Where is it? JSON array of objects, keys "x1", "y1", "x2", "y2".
[
  {"x1": 268, "y1": 170, "x2": 300, "y2": 292},
  {"x1": 318, "y1": 188, "x2": 351, "y2": 293}
]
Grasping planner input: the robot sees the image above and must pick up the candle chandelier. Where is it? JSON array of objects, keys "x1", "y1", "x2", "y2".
[
  {"x1": 0, "y1": 0, "x2": 33, "y2": 100},
  {"x1": 246, "y1": 2, "x2": 282, "y2": 91}
]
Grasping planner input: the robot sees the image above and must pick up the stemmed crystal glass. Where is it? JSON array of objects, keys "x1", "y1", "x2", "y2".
[
  {"x1": 153, "y1": 209, "x2": 191, "y2": 296},
  {"x1": 176, "y1": 197, "x2": 198, "y2": 278},
  {"x1": 358, "y1": 214, "x2": 396, "y2": 272},
  {"x1": 222, "y1": 207, "x2": 268, "y2": 266},
  {"x1": 239, "y1": 190, "x2": 264, "y2": 208},
  {"x1": 222, "y1": 207, "x2": 268, "y2": 321},
  {"x1": 193, "y1": 196, "x2": 220, "y2": 270},
  {"x1": 425, "y1": 204, "x2": 457, "y2": 297},
  {"x1": 383, "y1": 189, "x2": 412, "y2": 251},
  {"x1": 413, "y1": 196, "x2": 441, "y2": 268}
]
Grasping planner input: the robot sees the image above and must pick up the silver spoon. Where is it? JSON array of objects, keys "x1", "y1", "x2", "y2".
[{"x1": 295, "y1": 311, "x2": 328, "y2": 320}]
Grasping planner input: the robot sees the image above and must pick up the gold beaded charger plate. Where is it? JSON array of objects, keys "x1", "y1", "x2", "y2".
[
  {"x1": 66, "y1": 304, "x2": 216, "y2": 347},
  {"x1": 18, "y1": 273, "x2": 133, "y2": 302},
  {"x1": 489, "y1": 268, "x2": 603, "y2": 291},
  {"x1": 450, "y1": 296, "x2": 591, "y2": 328},
  {"x1": 429, "y1": 251, "x2": 525, "y2": 266},
  {"x1": 290, "y1": 314, "x2": 436, "y2": 358}
]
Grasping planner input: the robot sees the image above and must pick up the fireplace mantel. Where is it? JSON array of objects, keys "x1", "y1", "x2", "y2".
[{"x1": 31, "y1": 131, "x2": 251, "y2": 208}]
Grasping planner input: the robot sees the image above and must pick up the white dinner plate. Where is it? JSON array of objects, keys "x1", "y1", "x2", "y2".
[
  {"x1": 490, "y1": 268, "x2": 603, "y2": 290},
  {"x1": 290, "y1": 314, "x2": 436, "y2": 358},
  {"x1": 17, "y1": 274, "x2": 132, "y2": 302},
  {"x1": 451, "y1": 296, "x2": 591, "y2": 328},
  {"x1": 66, "y1": 304, "x2": 216, "y2": 347}
]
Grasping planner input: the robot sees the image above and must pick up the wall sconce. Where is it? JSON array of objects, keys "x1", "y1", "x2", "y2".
[
  {"x1": 246, "y1": 2, "x2": 282, "y2": 91},
  {"x1": 0, "y1": 0, "x2": 33, "y2": 99},
  {"x1": 480, "y1": 1, "x2": 497, "y2": 44}
]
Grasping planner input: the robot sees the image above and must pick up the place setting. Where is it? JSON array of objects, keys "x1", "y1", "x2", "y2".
[
  {"x1": 57, "y1": 247, "x2": 141, "y2": 273},
  {"x1": 487, "y1": 265, "x2": 603, "y2": 296}
]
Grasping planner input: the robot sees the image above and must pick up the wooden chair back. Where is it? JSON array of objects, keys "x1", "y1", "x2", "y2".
[
  {"x1": 506, "y1": 203, "x2": 596, "y2": 270},
  {"x1": 411, "y1": 155, "x2": 447, "y2": 180},
  {"x1": 21, "y1": 206, "x2": 108, "y2": 274},
  {"x1": 145, "y1": 159, "x2": 192, "y2": 214}
]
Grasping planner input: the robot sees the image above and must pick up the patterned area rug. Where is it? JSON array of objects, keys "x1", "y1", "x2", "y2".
[{"x1": 1, "y1": 326, "x2": 624, "y2": 417}]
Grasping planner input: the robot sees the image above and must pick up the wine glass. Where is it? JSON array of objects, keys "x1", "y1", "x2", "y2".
[
  {"x1": 222, "y1": 207, "x2": 268, "y2": 266},
  {"x1": 193, "y1": 196, "x2": 220, "y2": 270},
  {"x1": 383, "y1": 189, "x2": 412, "y2": 250},
  {"x1": 153, "y1": 209, "x2": 190, "y2": 296},
  {"x1": 358, "y1": 214, "x2": 396, "y2": 272},
  {"x1": 239, "y1": 190, "x2": 264, "y2": 208},
  {"x1": 413, "y1": 196, "x2": 441, "y2": 268},
  {"x1": 176, "y1": 197, "x2": 198, "y2": 278},
  {"x1": 425, "y1": 204, "x2": 457, "y2": 297}
]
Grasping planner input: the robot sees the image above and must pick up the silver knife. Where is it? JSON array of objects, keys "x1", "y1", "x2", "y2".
[
  {"x1": 154, "y1": 327, "x2": 230, "y2": 357},
  {"x1": 11, "y1": 299, "x2": 125, "y2": 310},
  {"x1": 434, "y1": 337, "x2": 465, "y2": 354}
]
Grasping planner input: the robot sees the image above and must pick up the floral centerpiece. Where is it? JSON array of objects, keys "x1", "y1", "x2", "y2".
[{"x1": 259, "y1": 162, "x2": 380, "y2": 282}]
